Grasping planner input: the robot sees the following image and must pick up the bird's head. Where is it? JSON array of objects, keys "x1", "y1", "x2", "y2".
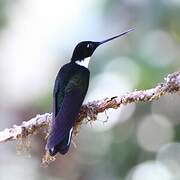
[
  {"x1": 71, "y1": 28, "x2": 135, "y2": 65},
  {"x1": 71, "y1": 41, "x2": 100, "y2": 62}
]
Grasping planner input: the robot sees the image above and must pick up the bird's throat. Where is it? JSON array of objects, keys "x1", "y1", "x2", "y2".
[{"x1": 75, "y1": 57, "x2": 90, "y2": 68}]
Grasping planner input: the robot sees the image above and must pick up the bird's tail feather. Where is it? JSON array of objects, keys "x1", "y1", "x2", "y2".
[{"x1": 48, "y1": 127, "x2": 73, "y2": 156}]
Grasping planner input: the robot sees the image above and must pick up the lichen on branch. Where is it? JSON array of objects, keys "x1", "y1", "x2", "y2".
[{"x1": 0, "y1": 71, "x2": 180, "y2": 164}]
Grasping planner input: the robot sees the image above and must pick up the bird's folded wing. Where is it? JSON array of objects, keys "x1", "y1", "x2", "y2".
[{"x1": 47, "y1": 80, "x2": 85, "y2": 154}]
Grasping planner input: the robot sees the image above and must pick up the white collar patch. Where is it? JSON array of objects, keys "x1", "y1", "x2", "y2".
[{"x1": 75, "y1": 57, "x2": 90, "y2": 68}]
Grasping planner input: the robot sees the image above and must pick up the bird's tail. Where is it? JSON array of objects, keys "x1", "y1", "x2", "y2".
[{"x1": 47, "y1": 127, "x2": 73, "y2": 156}]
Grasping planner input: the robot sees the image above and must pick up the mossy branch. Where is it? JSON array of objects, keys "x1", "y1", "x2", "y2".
[{"x1": 0, "y1": 71, "x2": 179, "y2": 163}]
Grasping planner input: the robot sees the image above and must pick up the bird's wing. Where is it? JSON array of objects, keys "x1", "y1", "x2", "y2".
[{"x1": 47, "y1": 76, "x2": 88, "y2": 155}]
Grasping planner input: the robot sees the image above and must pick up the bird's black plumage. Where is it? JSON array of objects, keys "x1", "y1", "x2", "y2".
[
  {"x1": 46, "y1": 28, "x2": 134, "y2": 156},
  {"x1": 47, "y1": 62, "x2": 90, "y2": 155}
]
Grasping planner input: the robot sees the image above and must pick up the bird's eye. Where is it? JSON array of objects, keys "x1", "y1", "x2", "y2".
[{"x1": 87, "y1": 43, "x2": 92, "y2": 48}]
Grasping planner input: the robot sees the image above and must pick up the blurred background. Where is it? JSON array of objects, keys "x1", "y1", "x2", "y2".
[{"x1": 0, "y1": 0, "x2": 180, "y2": 179}]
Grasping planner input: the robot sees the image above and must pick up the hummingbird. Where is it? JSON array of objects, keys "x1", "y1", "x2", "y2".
[{"x1": 46, "y1": 28, "x2": 134, "y2": 156}]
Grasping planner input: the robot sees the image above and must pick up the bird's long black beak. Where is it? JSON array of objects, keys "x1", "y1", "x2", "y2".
[{"x1": 99, "y1": 28, "x2": 135, "y2": 45}]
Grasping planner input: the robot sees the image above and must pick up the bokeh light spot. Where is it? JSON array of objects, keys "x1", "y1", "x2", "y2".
[
  {"x1": 137, "y1": 114, "x2": 174, "y2": 152},
  {"x1": 126, "y1": 161, "x2": 173, "y2": 180},
  {"x1": 157, "y1": 142, "x2": 180, "y2": 176}
]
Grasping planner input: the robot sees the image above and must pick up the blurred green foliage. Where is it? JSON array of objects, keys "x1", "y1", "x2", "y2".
[{"x1": 0, "y1": 0, "x2": 13, "y2": 30}]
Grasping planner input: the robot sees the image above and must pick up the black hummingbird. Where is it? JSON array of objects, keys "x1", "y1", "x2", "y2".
[{"x1": 46, "y1": 28, "x2": 134, "y2": 156}]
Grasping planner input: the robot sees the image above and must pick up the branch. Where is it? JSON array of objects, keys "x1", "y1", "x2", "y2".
[{"x1": 0, "y1": 71, "x2": 180, "y2": 163}]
